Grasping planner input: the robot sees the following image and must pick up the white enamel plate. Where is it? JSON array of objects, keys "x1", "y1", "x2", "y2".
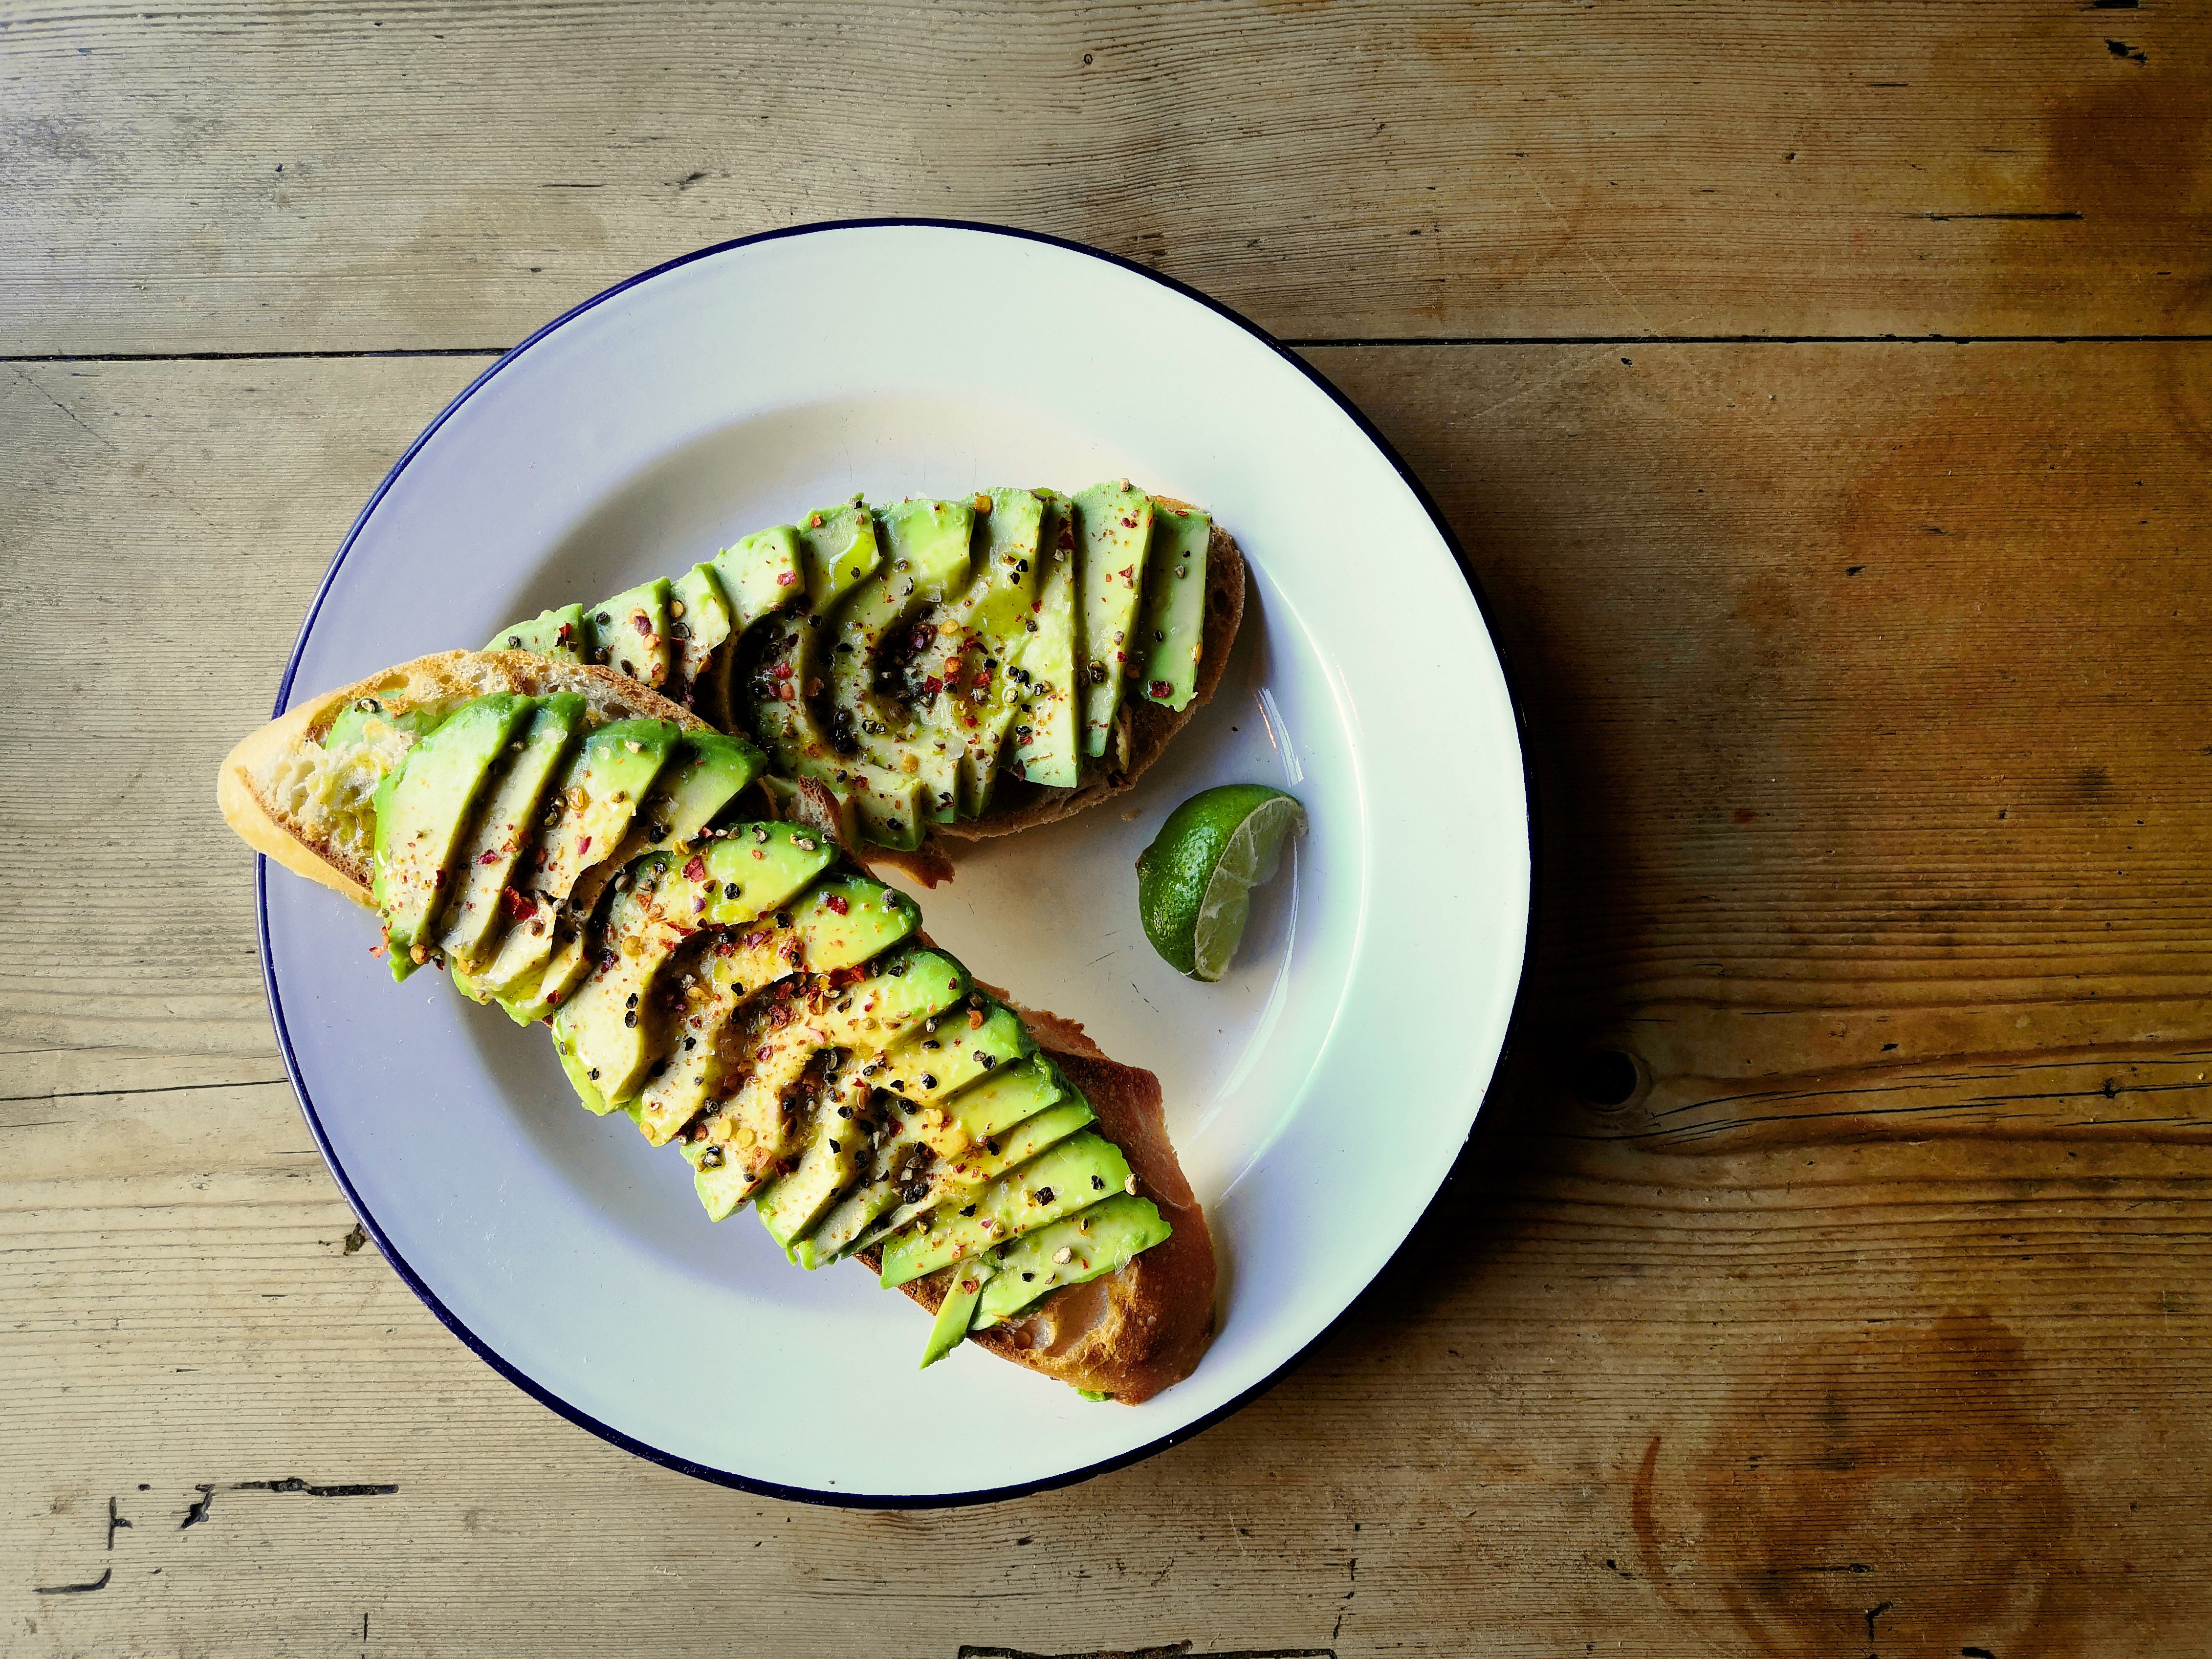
[{"x1": 264, "y1": 221, "x2": 1531, "y2": 1504}]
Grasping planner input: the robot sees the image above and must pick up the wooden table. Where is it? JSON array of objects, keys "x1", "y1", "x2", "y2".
[{"x1": 7, "y1": 4, "x2": 2207, "y2": 1653}]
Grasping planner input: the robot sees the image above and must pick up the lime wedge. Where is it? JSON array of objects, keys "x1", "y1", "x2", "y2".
[{"x1": 1135, "y1": 784, "x2": 1305, "y2": 982}]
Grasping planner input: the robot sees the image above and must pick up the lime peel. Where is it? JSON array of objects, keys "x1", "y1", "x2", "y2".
[{"x1": 1135, "y1": 785, "x2": 1305, "y2": 982}]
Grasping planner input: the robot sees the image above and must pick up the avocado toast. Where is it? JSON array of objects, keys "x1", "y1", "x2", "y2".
[
  {"x1": 484, "y1": 486, "x2": 1246, "y2": 882},
  {"x1": 219, "y1": 649, "x2": 1217, "y2": 1402}
]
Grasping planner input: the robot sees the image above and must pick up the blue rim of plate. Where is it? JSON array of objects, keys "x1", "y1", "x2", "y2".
[{"x1": 258, "y1": 216, "x2": 1541, "y2": 1508}]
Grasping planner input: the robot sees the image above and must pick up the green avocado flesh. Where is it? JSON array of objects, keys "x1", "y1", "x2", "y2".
[
  {"x1": 468, "y1": 480, "x2": 1221, "y2": 851},
  {"x1": 327, "y1": 698, "x2": 447, "y2": 750},
  {"x1": 372, "y1": 693, "x2": 529, "y2": 981},
  {"x1": 588, "y1": 577, "x2": 675, "y2": 689},
  {"x1": 1137, "y1": 505, "x2": 1210, "y2": 712},
  {"x1": 972, "y1": 1194, "x2": 1171, "y2": 1330},
  {"x1": 1073, "y1": 481, "x2": 1155, "y2": 761},
  {"x1": 439, "y1": 694, "x2": 586, "y2": 971},
  {"x1": 485, "y1": 604, "x2": 588, "y2": 664},
  {"x1": 922, "y1": 488, "x2": 1045, "y2": 817},
  {"x1": 921, "y1": 1255, "x2": 996, "y2": 1368},
  {"x1": 879, "y1": 1132, "x2": 1132, "y2": 1288}
]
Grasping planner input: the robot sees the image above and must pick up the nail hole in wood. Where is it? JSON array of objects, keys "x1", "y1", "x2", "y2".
[{"x1": 1572, "y1": 1048, "x2": 1643, "y2": 1109}]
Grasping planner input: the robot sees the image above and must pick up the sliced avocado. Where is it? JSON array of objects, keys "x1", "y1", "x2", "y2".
[
  {"x1": 485, "y1": 604, "x2": 588, "y2": 664},
  {"x1": 667, "y1": 564, "x2": 732, "y2": 705},
  {"x1": 740, "y1": 507, "x2": 925, "y2": 849},
  {"x1": 564, "y1": 728, "x2": 767, "y2": 922},
  {"x1": 680, "y1": 875, "x2": 923, "y2": 1210},
  {"x1": 793, "y1": 502, "x2": 881, "y2": 614},
  {"x1": 1136, "y1": 504, "x2": 1210, "y2": 712},
  {"x1": 439, "y1": 694, "x2": 585, "y2": 971},
  {"x1": 756, "y1": 1067, "x2": 877, "y2": 1252},
  {"x1": 830, "y1": 497, "x2": 973, "y2": 826},
  {"x1": 626, "y1": 827, "x2": 841, "y2": 1142},
  {"x1": 970, "y1": 1194, "x2": 1171, "y2": 1331},
  {"x1": 372, "y1": 693, "x2": 530, "y2": 980},
  {"x1": 497, "y1": 925, "x2": 592, "y2": 1025},
  {"x1": 920, "y1": 1254, "x2": 997, "y2": 1369},
  {"x1": 551, "y1": 852, "x2": 696, "y2": 1108},
  {"x1": 792, "y1": 1179, "x2": 903, "y2": 1269},
  {"x1": 859, "y1": 1096, "x2": 1097, "y2": 1250},
  {"x1": 879, "y1": 1132, "x2": 1133, "y2": 1287},
  {"x1": 869, "y1": 1001, "x2": 1031, "y2": 1107},
  {"x1": 324, "y1": 697, "x2": 446, "y2": 750},
  {"x1": 1073, "y1": 481, "x2": 1154, "y2": 760},
  {"x1": 586, "y1": 576, "x2": 674, "y2": 689},
  {"x1": 916, "y1": 488, "x2": 1045, "y2": 816},
  {"x1": 811, "y1": 947, "x2": 966, "y2": 1050},
  {"x1": 531, "y1": 718, "x2": 680, "y2": 903},
  {"x1": 695, "y1": 526, "x2": 807, "y2": 728},
  {"x1": 1012, "y1": 490, "x2": 1081, "y2": 788},
  {"x1": 867, "y1": 1092, "x2": 1101, "y2": 1247}
]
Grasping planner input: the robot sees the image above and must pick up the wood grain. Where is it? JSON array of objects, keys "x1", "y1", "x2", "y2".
[
  {"x1": 6, "y1": 337, "x2": 2209, "y2": 1654},
  {"x1": 3, "y1": 1, "x2": 2205, "y2": 354}
]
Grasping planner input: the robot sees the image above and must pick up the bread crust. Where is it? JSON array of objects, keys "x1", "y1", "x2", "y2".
[{"x1": 221, "y1": 652, "x2": 1218, "y2": 1402}]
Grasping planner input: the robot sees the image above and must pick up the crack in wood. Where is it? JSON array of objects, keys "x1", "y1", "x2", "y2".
[
  {"x1": 33, "y1": 1567, "x2": 110, "y2": 1594},
  {"x1": 958, "y1": 1648, "x2": 1334, "y2": 1659}
]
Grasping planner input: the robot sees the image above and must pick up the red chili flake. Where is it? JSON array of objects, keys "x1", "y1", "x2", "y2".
[
  {"x1": 556, "y1": 622, "x2": 574, "y2": 644},
  {"x1": 776, "y1": 683, "x2": 795, "y2": 702},
  {"x1": 1150, "y1": 679, "x2": 1175, "y2": 699},
  {"x1": 1120, "y1": 517, "x2": 1137, "y2": 529},
  {"x1": 768, "y1": 1003, "x2": 793, "y2": 1028},
  {"x1": 432, "y1": 868, "x2": 448, "y2": 890},
  {"x1": 1118, "y1": 565, "x2": 1135, "y2": 581},
  {"x1": 368, "y1": 943, "x2": 387, "y2": 960},
  {"x1": 577, "y1": 835, "x2": 591, "y2": 856},
  {"x1": 776, "y1": 570, "x2": 798, "y2": 587},
  {"x1": 825, "y1": 893, "x2": 850, "y2": 916},
  {"x1": 923, "y1": 676, "x2": 943, "y2": 697},
  {"x1": 501, "y1": 886, "x2": 539, "y2": 921},
  {"x1": 479, "y1": 849, "x2": 500, "y2": 865},
  {"x1": 683, "y1": 854, "x2": 708, "y2": 882},
  {"x1": 772, "y1": 661, "x2": 793, "y2": 680},
  {"x1": 715, "y1": 939, "x2": 738, "y2": 957},
  {"x1": 633, "y1": 612, "x2": 652, "y2": 635},
  {"x1": 1031, "y1": 599, "x2": 1043, "y2": 611}
]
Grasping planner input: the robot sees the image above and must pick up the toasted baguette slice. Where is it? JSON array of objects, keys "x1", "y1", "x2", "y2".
[{"x1": 219, "y1": 651, "x2": 1216, "y2": 1402}]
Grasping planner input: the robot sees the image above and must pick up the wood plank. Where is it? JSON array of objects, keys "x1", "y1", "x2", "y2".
[
  {"x1": 5, "y1": 342, "x2": 2210, "y2": 1654},
  {"x1": 3, "y1": 1, "x2": 2204, "y2": 353}
]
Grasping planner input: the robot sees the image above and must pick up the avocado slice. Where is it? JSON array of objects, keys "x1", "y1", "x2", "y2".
[
  {"x1": 324, "y1": 697, "x2": 446, "y2": 750},
  {"x1": 793, "y1": 1024, "x2": 1048, "y2": 1266},
  {"x1": 679, "y1": 876, "x2": 924, "y2": 1213},
  {"x1": 1072, "y1": 481, "x2": 1155, "y2": 760},
  {"x1": 970, "y1": 1194, "x2": 1171, "y2": 1332},
  {"x1": 919, "y1": 1254, "x2": 997, "y2": 1369},
  {"x1": 667, "y1": 564, "x2": 732, "y2": 706},
  {"x1": 564, "y1": 728, "x2": 766, "y2": 922},
  {"x1": 868, "y1": 1000, "x2": 1032, "y2": 1107},
  {"x1": 1011, "y1": 490, "x2": 1081, "y2": 788},
  {"x1": 586, "y1": 576, "x2": 674, "y2": 689},
  {"x1": 858, "y1": 1095, "x2": 1098, "y2": 1251},
  {"x1": 915, "y1": 488, "x2": 1045, "y2": 816},
  {"x1": 829, "y1": 497, "x2": 974, "y2": 826},
  {"x1": 749, "y1": 950, "x2": 969, "y2": 1248},
  {"x1": 879, "y1": 1132, "x2": 1133, "y2": 1287},
  {"x1": 492, "y1": 925, "x2": 592, "y2": 1026},
  {"x1": 473, "y1": 718, "x2": 678, "y2": 998},
  {"x1": 755, "y1": 1063, "x2": 876, "y2": 1251},
  {"x1": 739, "y1": 506, "x2": 926, "y2": 849},
  {"x1": 793, "y1": 503, "x2": 880, "y2": 614},
  {"x1": 1136, "y1": 504, "x2": 1210, "y2": 712},
  {"x1": 551, "y1": 851, "x2": 695, "y2": 1109},
  {"x1": 438, "y1": 694, "x2": 586, "y2": 971},
  {"x1": 371, "y1": 693, "x2": 530, "y2": 980},
  {"x1": 693, "y1": 526, "x2": 807, "y2": 728},
  {"x1": 485, "y1": 604, "x2": 588, "y2": 664}
]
